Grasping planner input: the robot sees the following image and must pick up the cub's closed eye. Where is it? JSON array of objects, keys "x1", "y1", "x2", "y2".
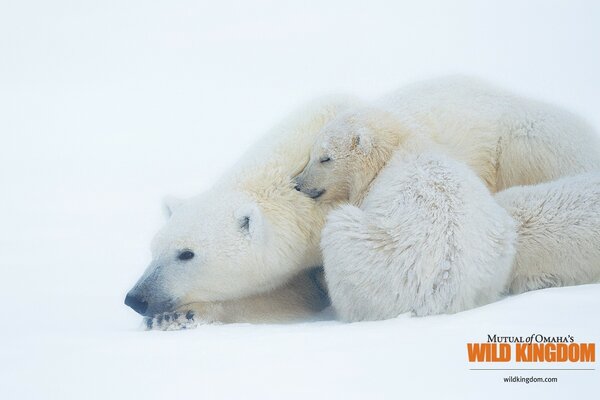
[
  {"x1": 178, "y1": 250, "x2": 195, "y2": 261},
  {"x1": 320, "y1": 156, "x2": 331, "y2": 163}
]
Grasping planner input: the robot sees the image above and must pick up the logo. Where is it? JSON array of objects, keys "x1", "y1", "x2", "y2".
[{"x1": 467, "y1": 334, "x2": 595, "y2": 363}]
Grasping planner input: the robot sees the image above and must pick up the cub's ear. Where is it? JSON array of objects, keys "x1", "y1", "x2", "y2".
[
  {"x1": 163, "y1": 196, "x2": 184, "y2": 218},
  {"x1": 350, "y1": 129, "x2": 374, "y2": 154},
  {"x1": 351, "y1": 108, "x2": 404, "y2": 153},
  {"x1": 235, "y1": 202, "x2": 266, "y2": 242}
]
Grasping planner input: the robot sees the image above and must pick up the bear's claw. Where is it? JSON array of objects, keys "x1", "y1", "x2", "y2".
[{"x1": 144, "y1": 311, "x2": 200, "y2": 331}]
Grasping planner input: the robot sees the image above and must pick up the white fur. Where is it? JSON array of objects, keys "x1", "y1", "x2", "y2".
[
  {"x1": 128, "y1": 96, "x2": 357, "y2": 325},
  {"x1": 321, "y1": 152, "x2": 517, "y2": 321},
  {"x1": 380, "y1": 76, "x2": 600, "y2": 192},
  {"x1": 495, "y1": 173, "x2": 600, "y2": 294}
]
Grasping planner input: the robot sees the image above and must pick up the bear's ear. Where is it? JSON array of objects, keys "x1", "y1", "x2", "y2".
[
  {"x1": 234, "y1": 202, "x2": 266, "y2": 242},
  {"x1": 163, "y1": 196, "x2": 184, "y2": 218}
]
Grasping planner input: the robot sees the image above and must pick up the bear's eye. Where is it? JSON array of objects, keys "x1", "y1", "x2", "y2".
[
  {"x1": 178, "y1": 250, "x2": 195, "y2": 261},
  {"x1": 320, "y1": 156, "x2": 331, "y2": 163}
]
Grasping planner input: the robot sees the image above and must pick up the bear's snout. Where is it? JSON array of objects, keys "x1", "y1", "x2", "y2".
[{"x1": 124, "y1": 292, "x2": 148, "y2": 315}]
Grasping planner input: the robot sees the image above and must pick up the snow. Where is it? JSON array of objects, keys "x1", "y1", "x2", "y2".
[
  {"x1": 3, "y1": 286, "x2": 600, "y2": 399},
  {"x1": 1, "y1": 1, "x2": 599, "y2": 399}
]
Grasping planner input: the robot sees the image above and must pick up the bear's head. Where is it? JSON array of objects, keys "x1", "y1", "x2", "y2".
[
  {"x1": 124, "y1": 95, "x2": 358, "y2": 317},
  {"x1": 294, "y1": 108, "x2": 407, "y2": 205},
  {"x1": 125, "y1": 178, "x2": 325, "y2": 317}
]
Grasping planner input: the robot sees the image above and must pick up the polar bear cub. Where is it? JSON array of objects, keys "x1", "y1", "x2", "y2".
[
  {"x1": 496, "y1": 172, "x2": 600, "y2": 294},
  {"x1": 295, "y1": 76, "x2": 600, "y2": 205},
  {"x1": 321, "y1": 151, "x2": 517, "y2": 321}
]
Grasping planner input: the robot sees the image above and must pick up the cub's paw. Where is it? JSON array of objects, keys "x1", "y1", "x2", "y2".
[{"x1": 144, "y1": 310, "x2": 200, "y2": 331}]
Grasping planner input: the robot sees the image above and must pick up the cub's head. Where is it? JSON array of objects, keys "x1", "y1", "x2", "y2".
[
  {"x1": 124, "y1": 187, "x2": 313, "y2": 317},
  {"x1": 294, "y1": 108, "x2": 403, "y2": 204}
]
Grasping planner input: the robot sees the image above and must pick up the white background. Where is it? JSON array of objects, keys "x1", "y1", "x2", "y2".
[{"x1": 1, "y1": 1, "x2": 599, "y2": 399}]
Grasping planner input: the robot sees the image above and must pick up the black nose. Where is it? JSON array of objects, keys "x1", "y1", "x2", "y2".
[
  {"x1": 125, "y1": 293, "x2": 148, "y2": 315},
  {"x1": 293, "y1": 176, "x2": 303, "y2": 191}
]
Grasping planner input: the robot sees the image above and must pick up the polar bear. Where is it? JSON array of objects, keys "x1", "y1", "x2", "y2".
[
  {"x1": 496, "y1": 172, "x2": 600, "y2": 294},
  {"x1": 294, "y1": 76, "x2": 600, "y2": 205},
  {"x1": 321, "y1": 151, "x2": 517, "y2": 321},
  {"x1": 125, "y1": 96, "x2": 356, "y2": 329}
]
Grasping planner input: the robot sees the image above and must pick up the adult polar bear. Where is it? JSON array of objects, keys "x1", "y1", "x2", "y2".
[
  {"x1": 295, "y1": 76, "x2": 600, "y2": 203},
  {"x1": 125, "y1": 97, "x2": 356, "y2": 329},
  {"x1": 127, "y1": 76, "x2": 600, "y2": 329}
]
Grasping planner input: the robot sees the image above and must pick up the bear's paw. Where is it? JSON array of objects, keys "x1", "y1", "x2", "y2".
[{"x1": 144, "y1": 310, "x2": 203, "y2": 331}]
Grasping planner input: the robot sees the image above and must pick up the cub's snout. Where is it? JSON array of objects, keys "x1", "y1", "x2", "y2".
[{"x1": 293, "y1": 176, "x2": 325, "y2": 199}]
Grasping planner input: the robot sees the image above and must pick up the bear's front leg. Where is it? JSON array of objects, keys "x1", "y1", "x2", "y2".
[{"x1": 143, "y1": 268, "x2": 328, "y2": 330}]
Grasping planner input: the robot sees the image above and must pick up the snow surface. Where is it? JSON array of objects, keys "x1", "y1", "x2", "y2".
[{"x1": 1, "y1": 1, "x2": 599, "y2": 399}]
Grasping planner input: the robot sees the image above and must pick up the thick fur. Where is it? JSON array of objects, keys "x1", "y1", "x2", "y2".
[
  {"x1": 295, "y1": 76, "x2": 600, "y2": 206},
  {"x1": 126, "y1": 97, "x2": 356, "y2": 328},
  {"x1": 321, "y1": 152, "x2": 517, "y2": 321},
  {"x1": 495, "y1": 173, "x2": 600, "y2": 294}
]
